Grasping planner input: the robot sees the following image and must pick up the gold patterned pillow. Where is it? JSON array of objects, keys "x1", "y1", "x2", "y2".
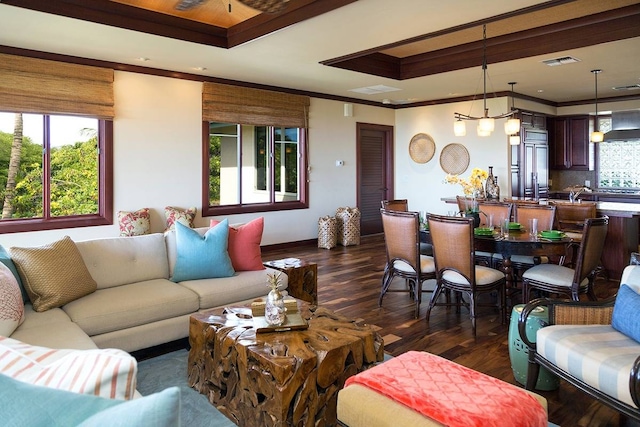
[{"x1": 10, "y1": 236, "x2": 97, "y2": 312}]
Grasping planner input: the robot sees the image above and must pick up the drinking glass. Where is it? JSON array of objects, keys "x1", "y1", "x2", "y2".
[
  {"x1": 529, "y1": 218, "x2": 538, "y2": 238},
  {"x1": 500, "y1": 217, "x2": 510, "y2": 238},
  {"x1": 487, "y1": 213, "x2": 494, "y2": 229}
]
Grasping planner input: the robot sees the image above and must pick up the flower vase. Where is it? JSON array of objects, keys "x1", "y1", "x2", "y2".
[{"x1": 265, "y1": 288, "x2": 286, "y2": 326}]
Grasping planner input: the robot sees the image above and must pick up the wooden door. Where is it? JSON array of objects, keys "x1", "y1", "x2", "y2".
[{"x1": 357, "y1": 123, "x2": 393, "y2": 235}]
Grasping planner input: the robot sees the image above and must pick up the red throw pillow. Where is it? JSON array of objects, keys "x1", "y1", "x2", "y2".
[{"x1": 210, "y1": 217, "x2": 265, "y2": 271}]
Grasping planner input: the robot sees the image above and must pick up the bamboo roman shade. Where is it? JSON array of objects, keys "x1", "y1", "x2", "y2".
[
  {"x1": 203, "y1": 82, "x2": 309, "y2": 128},
  {"x1": 0, "y1": 53, "x2": 114, "y2": 119}
]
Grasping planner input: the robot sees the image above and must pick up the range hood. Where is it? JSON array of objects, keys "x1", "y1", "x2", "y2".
[{"x1": 604, "y1": 110, "x2": 640, "y2": 141}]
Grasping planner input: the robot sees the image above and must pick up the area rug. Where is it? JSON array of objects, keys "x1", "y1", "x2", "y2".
[{"x1": 136, "y1": 349, "x2": 235, "y2": 427}]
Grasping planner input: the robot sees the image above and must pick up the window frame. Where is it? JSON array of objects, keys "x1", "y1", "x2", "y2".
[
  {"x1": 201, "y1": 121, "x2": 308, "y2": 216},
  {"x1": 0, "y1": 117, "x2": 113, "y2": 234}
]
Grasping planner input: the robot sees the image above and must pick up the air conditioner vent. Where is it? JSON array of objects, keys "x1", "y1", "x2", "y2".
[
  {"x1": 541, "y1": 56, "x2": 581, "y2": 66},
  {"x1": 613, "y1": 84, "x2": 640, "y2": 91}
]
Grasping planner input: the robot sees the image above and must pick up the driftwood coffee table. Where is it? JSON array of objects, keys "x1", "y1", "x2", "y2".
[{"x1": 188, "y1": 301, "x2": 384, "y2": 427}]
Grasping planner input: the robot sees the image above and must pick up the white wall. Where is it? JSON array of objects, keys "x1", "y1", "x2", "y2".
[
  {"x1": 394, "y1": 97, "x2": 511, "y2": 216},
  {"x1": 0, "y1": 73, "x2": 394, "y2": 247}
]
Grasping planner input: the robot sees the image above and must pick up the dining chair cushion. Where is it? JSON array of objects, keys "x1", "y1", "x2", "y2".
[
  {"x1": 393, "y1": 256, "x2": 435, "y2": 274},
  {"x1": 522, "y1": 264, "x2": 588, "y2": 288},
  {"x1": 442, "y1": 266, "x2": 504, "y2": 286}
]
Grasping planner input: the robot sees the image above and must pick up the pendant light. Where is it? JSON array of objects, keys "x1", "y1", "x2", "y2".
[
  {"x1": 453, "y1": 25, "x2": 519, "y2": 137},
  {"x1": 590, "y1": 69, "x2": 604, "y2": 143}
]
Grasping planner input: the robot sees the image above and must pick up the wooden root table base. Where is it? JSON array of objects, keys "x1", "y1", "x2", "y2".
[{"x1": 188, "y1": 304, "x2": 384, "y2": 427}]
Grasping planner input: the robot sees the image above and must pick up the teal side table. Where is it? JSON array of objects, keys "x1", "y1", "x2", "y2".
[{"x1": 508, "y1": 304, "x2": 560, "y2": 391}]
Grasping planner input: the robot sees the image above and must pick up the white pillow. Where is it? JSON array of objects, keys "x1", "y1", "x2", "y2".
[
  {"x1": 0, "y1": 336, "x2": 137, "y2": 400},
  {"x1": 0, "y1": 262, "x2": 25, "y2": 336}
]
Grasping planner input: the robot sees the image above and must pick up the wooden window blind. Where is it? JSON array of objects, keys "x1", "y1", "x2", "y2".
[
  {"x1": 203, "y1": 82, "x2": 309, "y2": 128},
  {"x1": 0, "y1": 53, "x2": 114, "y2": 119}
]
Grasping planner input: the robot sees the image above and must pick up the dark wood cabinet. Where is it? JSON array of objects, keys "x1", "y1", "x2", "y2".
[
  {"x1": 521, "y1": 111, "x2": 547, "y2": 130},
  {"x1": 548, "y1": 115, "x2": 590, "y2": 170}
]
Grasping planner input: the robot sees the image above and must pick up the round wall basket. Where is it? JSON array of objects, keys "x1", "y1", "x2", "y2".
[
  {"x1": 408, "y1": 133, "x2": 435, "y2": 164},
  {"x1": 440, "y1": 143, "x2": 470, "y2": 175}
]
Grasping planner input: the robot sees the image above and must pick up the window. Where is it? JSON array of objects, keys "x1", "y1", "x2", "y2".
[
  {"x1": 0, "y1": 111, "x2": 112, "y2": 233},
  {"x1": 597, "y1": 117, "x2": 640, "y2": 190},
  {"x1": 204, "y1": 122, "x2": 307, "y2": 215}
]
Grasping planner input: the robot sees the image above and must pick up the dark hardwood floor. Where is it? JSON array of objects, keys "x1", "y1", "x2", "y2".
[{"x1": 263, "y1": 234, "x2": 624, "y2": 427}]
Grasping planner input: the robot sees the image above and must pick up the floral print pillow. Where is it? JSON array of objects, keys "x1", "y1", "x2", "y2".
[
  {"x1": 164, "y1": 206, "x2": 196, "y2": 231},
  {"x1": 117, "y1": 208, "x2": 151, "y2": 237}
]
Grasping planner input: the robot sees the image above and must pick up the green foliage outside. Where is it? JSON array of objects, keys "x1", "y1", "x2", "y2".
[
  {"x1": 209, "y1": 134, "x2": 221, "y2": 205},
  {"x1": 0, "y1": 130, "x2": 98, "y2": 219}
]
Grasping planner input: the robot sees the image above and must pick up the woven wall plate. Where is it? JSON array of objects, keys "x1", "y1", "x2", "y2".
[
  {"x1": 440, "y1": 143, "x2": 470, "y2": 175},
  {"x1": 408, "y1": 133, "x2": 435, "y2": 164}
]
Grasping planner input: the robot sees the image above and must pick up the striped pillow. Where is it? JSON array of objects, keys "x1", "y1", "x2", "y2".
[{"x1": 0, "y1": 336, "x2": 137, "y2": 400}]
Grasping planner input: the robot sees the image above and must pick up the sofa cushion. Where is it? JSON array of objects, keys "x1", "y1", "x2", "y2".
[
  {"x1": 537, "y1": 324, "x2": 640, "y2": 408},
  {"x1": 76, "y1": 233, "x2": 169, "y2": 290},
  {"x1": 164, "y1": 205, "x2": 196, "y2": 231},
  {"x1": 621, "y1": 265, "x2": 640, "y2": 293},
  {"x1": 0, "y1": 374, "x2": 180, "y2": 427},
  {"x1": 11, "y1": 304, "x2": 97, "y2": 350},
  {"x1": 10, "y1": 236, "x2": 97, "y2": 312},
  {"x1": 210, "y1": 217, "x2": 266, "y2": 271},
  {"x1": 117, "y1": 207, "x2": 151, "y2": 237},
  {"x1": 0, "y1": 244, "x2": 28, "y2": 303},
  {"x1": 612, "y1": 284, "x2": 640, "y2": 343},
  {"x1": 62, "y1": 279, "x2": 199, "y2": 336},
  {"x1": 0, "y1": 336, "x2": 137, "y2": 400},
  {"x1": 165, "y1": 226, "x2": 208, "y2": 278},
  {"x1": 0, "y1": 262, "x2": 25, "y2": 336},
  {"x1": 178, "y1": 267, "x2": 287, "y2": 310},
  {"x1": 172, "y1": 221, "x2": 234, "y2": 282}
]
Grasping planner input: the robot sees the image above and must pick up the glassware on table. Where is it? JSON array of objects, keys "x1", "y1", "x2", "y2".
[
  {"x1": 487, "y1": 213, "x2": 494, "y2": 229},
  {"x1": 500, "y1": 217, "x2": 510, "y2": 238},
  {"x1": 529, "y1": 218, "x2": 538, "y2": 238}
]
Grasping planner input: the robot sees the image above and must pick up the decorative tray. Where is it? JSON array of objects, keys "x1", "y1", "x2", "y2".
[{"x1": 251, "y1": 297, "x2": 309, "y2": 333}]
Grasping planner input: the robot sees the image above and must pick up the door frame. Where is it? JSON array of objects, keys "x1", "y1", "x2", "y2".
[{"x1": 356, "y1": 122, "x2": 394, "y2": 235}]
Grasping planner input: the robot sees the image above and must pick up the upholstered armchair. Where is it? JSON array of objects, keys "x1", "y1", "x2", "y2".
[{"x1": 518, "y1": 263, "x2": 640, "y2": 423}]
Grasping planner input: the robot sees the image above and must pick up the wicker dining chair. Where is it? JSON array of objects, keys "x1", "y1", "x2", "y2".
[
  {"x1": 426, "y1": 213, "x2": 506, "y2": 335},
  {"x1": 379, "y1": 209, "x2": 436, "y2": 318},
  {"x1": 475, "y1": 201, "x2": 513, "y2": 267},
  {"x1": 493, "y1": 204, "x2": 557, "y2": 277},
  {"x1": 381, "y1": 199, "x2": 432, "y2": 256},
  {"x1": 381, "y1": 199, "x2": 408, "y2": 211},
  {"x1": 521, "y1": 216, "x2": 609, "y2": 303}
]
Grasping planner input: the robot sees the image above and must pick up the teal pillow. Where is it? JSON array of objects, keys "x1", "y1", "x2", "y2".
[
  {"x1": 171, "y1": 220, "x2": 235, "y2": 282},
  {"x1": 0, "y1": 373, "x2": 180, "y2": 427},
  {"x1": 612, "y1": 284, "x2": 640, "y2": 343},
  {"x1": 0, "y1": 244, "x2": 28, "y2": 303}
]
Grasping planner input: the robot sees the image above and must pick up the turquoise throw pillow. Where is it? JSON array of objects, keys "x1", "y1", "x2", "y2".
[
  {"x1": 0, "y1": 373, "x2": 180, "y2": 427},
  {"x1": 172, "y1": 220, "x2": 235, "y2": 282},
  {"x1": 612, "y1": 284, "x2": 640, "y2": 343},
  {"x1": 0, "y1": 244, "x2": 28, "y2": 303}
]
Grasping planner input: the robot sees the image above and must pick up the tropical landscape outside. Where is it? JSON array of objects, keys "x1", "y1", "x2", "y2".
[{"x1": 0, "y1": 112, "x2": 99, "y2": 221}]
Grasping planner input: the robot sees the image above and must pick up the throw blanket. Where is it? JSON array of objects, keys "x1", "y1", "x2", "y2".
[{"x1": 345, "y1": 351, "x2": 546, "y2": 427}]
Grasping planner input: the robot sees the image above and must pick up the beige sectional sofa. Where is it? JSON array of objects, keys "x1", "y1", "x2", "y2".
[{"x1": 9, "y1": 227, "x2": 288, "y2": 353}]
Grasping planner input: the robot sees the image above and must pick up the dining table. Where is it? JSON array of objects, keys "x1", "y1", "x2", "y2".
[{"x1": 420, "y1": 226, "x2": 575, "y2": 307}]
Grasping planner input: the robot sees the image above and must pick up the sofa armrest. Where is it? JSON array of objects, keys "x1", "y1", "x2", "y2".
[{"x1": 518, "y1": 296, "x2": 616, "y2": 349}]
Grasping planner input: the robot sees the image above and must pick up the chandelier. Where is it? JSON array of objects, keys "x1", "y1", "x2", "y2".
[{"x1": 453, "y1": 25, "x2": 519, "y2": 137}]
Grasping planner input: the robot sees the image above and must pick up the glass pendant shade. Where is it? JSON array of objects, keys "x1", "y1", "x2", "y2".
[
  {"x1": 477, "y1": 124, "x2": 491, "y2": 137},
  {"x1": 509, "y1": 135, "x2": 521, "y2": 145},
  {"x1": 504, "y1": 118, "x2": 520, "y2": 135},
  {"x1": 591, "y1": 130, "x2": 604, "y2": 143},
  {"x1": 454, "y1": 120, "x2": 466, "y2": 136},
  {"x1": 478, "y1": 117, "x2": 495, "y2": 133}
]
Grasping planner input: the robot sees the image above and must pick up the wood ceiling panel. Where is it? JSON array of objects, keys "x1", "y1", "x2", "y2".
[
  {"x1": 382, "y1": 0, "x2": 640, "y2": 58},
  {"x1": 110, "y1": 0, "x2": 260, "y2": 28}
]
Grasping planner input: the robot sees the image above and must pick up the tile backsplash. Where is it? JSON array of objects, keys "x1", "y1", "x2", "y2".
[{"x1": 549, "y1": 170, "x2": 596, "y2": 191}]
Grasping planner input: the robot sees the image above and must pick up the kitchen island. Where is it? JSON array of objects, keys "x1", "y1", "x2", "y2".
[{"x1": 441, "y1": 197, "x2": 639, "y2": 281}]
